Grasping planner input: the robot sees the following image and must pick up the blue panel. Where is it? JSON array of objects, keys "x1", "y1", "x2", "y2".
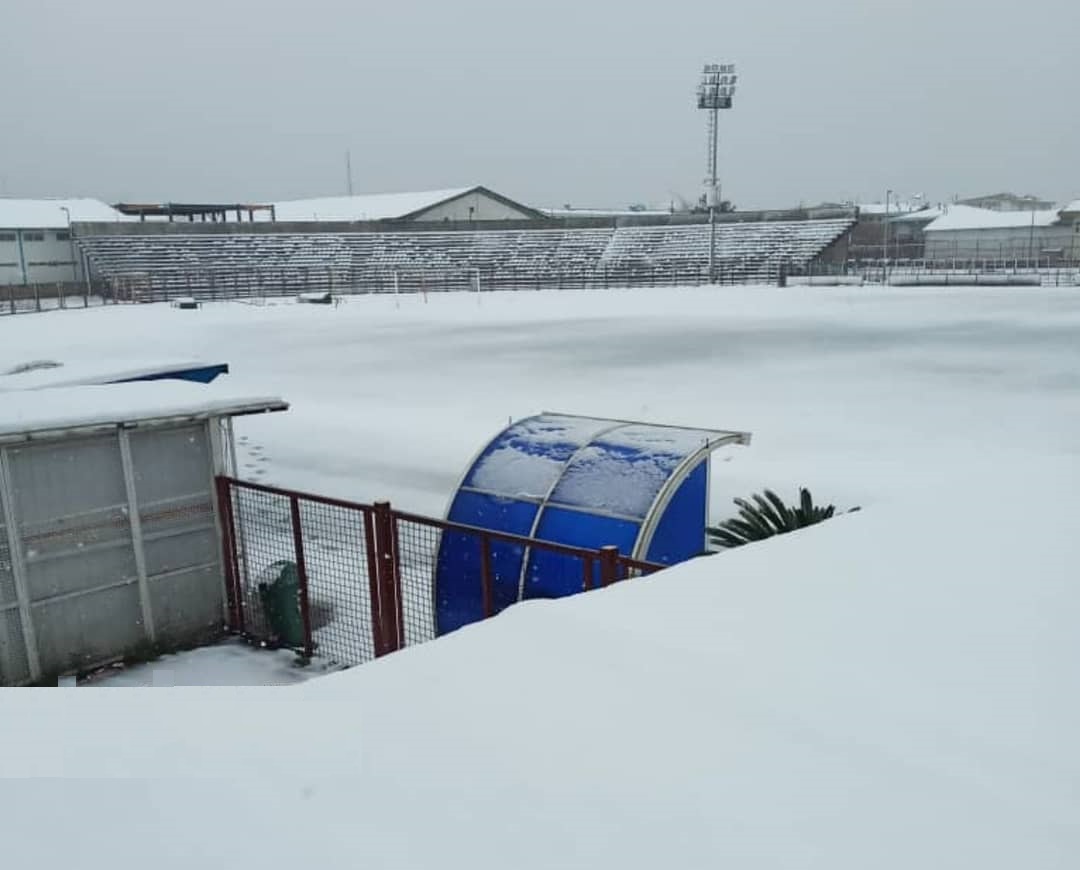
[
  {"x1": 524, "y1": 507, "x2": 640, "y2": 600},
  {"x1": 437, "y1": 491, "x2": 538, "y2": 635},
  {"x1": 113, "y1": 363, "x2": 229, "y2": 385},
  {"x1": 645, "y1": 461, "x2": 708, "y2": 565}
]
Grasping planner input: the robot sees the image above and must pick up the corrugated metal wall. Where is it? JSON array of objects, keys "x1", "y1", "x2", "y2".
[{"x1": 0, "y1": 422, "x2": 225, "y2": 685}]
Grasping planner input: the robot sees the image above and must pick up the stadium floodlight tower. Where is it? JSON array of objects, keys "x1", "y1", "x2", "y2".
[{"x1": 697, "y1": 63, "x2": 737, "y2": 282}]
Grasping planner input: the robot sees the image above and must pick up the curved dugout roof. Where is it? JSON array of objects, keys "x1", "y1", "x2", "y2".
[{"x1": 436, "y1": 413, "x2": 751, "y2": 634}]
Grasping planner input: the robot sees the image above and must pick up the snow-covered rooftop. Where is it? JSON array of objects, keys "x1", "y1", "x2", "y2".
[
  {"x1": 0, "y1": 381, "x2": 287, "y2": 440},
  {"x1": 1061, "y1": 199, "x2": 1080, "y2": 215},
  {"x1": 924, "y1": 204, "x2": 1062, "y2": 232},
  {"x1": 272, "y1": 187, "x2": 474, "y2": 222},
  {"x1": 889, "y1": 207, "x2": 945, "y2": 223},
  {"x1": 0, "y1": 197, "x2": 128, "y2": 229},
  {"x1": 541, "y1": 207, "x2": 673, "y2": 218}
]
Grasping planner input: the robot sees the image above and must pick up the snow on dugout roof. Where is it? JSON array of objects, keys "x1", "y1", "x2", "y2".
[
  {"x1": 924, "y1": 204, "x2": 1062, "y2": 232},
  {"x1": 0, "y1": 381, "x2": 287, "y2": 441},
  {"x1": 271, "y1": 187, "x2": 475, "y2": 222},
  {"x1": 0, "y1": 198, "x2": 128, "y2": 229}
]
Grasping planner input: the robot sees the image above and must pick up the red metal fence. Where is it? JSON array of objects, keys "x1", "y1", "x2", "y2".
[{"x1": 216, "y1": 476, "x2": 662, "y2": 668}]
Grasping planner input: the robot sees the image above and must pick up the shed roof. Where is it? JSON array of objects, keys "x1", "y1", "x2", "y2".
[
  {"x1": 0, "y1": 198, "x2": 128, "y2": 229},
  {"x1": 924, "y1": 204, "x2": 1062, "y2": 232},
  {"x1": 0, "y1": 382, "x2": 287, "y2": 441}
]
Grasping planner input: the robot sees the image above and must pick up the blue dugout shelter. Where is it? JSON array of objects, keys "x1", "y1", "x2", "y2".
[{"x1": 436, "y1": 413, "x2": 751, "y2": 634}]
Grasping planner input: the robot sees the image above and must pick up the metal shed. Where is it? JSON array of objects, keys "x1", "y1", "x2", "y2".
[
  {"x1": 0, "y1": 383, "x2": 286, "y2": 685},
  {"x1": 436, "y1": 413, "x2": 750, "y2": 634}
]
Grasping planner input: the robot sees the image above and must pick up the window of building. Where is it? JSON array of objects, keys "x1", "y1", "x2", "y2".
[
  {"x1": 22, "y1": 231, "x2": 45, "y2": 242},
  {"x1": 0, "y1": 233, "x2": 16, "y2": 242},
  {"x1": 55, "y1": 231, "x2": 70, "y2": 241}
]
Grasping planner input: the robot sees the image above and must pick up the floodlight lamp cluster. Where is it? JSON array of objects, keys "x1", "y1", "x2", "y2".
[{"x1": 697, "y1": 63, "x2": 737, "y2": 109}]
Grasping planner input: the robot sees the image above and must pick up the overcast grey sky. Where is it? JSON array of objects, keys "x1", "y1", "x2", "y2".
[{"x1": 2, "y1": 0, "x2": 1077, "y2": 210}]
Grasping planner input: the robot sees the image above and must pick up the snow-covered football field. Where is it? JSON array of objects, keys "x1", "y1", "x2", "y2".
[
  {"x1": 1, "y1": 285, "x2": 1078, "y2": 867},
  {"x1": 5, "y1": 285, "x2": 1079, "y2": 514}
]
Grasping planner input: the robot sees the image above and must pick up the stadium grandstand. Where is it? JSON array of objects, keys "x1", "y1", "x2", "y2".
[
  {"x1": 1, "y1": 187, "x2": 858, "y2": 298},
  {"x1": 72, "y1": 208, "x2": 855, "y2": 300}
]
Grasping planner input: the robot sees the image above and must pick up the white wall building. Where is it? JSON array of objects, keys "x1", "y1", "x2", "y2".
[
  {"x1": 0, "y1": 199, "x2": 126, "y2": 286},
  {"x1": 922, "y1": 204, "x2": 1078, "y2": 262}
]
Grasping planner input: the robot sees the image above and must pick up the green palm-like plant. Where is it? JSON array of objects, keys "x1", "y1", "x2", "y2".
[{"x1": 707, "y1": 488, "x2": 856, "y2": 549}]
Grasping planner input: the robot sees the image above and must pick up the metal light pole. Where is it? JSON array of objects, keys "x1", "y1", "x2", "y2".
[{"x1": 697, "y1": 63, "x2": 737, "y2": 283}]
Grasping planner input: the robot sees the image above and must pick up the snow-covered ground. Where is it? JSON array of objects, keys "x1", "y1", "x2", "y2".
[
  {"x1": 1, "y1": 286, "x2": 1078, "y2": 866},
  {"x1": 78, "y1": 639, "x2": 324, "y2": 687}
]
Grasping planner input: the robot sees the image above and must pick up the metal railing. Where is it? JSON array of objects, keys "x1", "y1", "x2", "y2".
[
  {"x1": 88, "y1": 262, "x2": 757, "y2": 303},
  {"x1": 791, "y1": 256, "x2": 1080, "y2": 287},
  {"x1": 216, "y1": 476, "x2": 662, "y2": 668},
  {"x1": 0, "y1": 262, "x2": 769, "y2": 316},
  {"x1": 1, "y1": 283, "x2": 101, "y2": 315}
]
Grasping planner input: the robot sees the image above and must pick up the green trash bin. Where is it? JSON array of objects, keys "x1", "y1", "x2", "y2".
[{"x1": 257, "y1": 560, "x2": 305, "y2": 648}]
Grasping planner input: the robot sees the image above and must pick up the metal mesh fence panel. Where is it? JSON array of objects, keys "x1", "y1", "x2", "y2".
[
  {"x1": 297, "y1": 499, "x2": 377, "y2": 667},
  {"x1": 393, "y1": 518, "x2": 439, "y2": 648},
  {"x1": 230, "y1": 484, "x2": 295, "y2": 642}
]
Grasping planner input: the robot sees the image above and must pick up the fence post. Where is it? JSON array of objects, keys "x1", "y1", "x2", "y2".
[
  {"x1": 599, "y1": 545, "x2": 620, "y2": 588},
  {"x1": 362, "y1": 508, "x2": 390, "y2": 657},
  {"x1": 372, "y1": 501, "x2": 403, "y2": 653},
  {"x1": 288, "y1": 495, "x2": 315, "y2": 658},
  {"x1": 214, "y1": 476, "x2": 244, "y2": 632},
  {"x1": 480, "y1": 535, "x2": 494, "y2": 618}
]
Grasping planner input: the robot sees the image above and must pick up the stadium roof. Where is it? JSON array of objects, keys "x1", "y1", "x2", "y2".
[
  {"x1": 271, "y1": 185, "x2": 543, "y2": 222},
  {"x1": 924, "y1": 204, "x2": 1062, "y2": 232},
  {"x1": 0, "y1": 198, "x2": 127, "y2": 229},
  {"x1": 113, "y1": 202, "x2": 275, "y2": 220}
]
